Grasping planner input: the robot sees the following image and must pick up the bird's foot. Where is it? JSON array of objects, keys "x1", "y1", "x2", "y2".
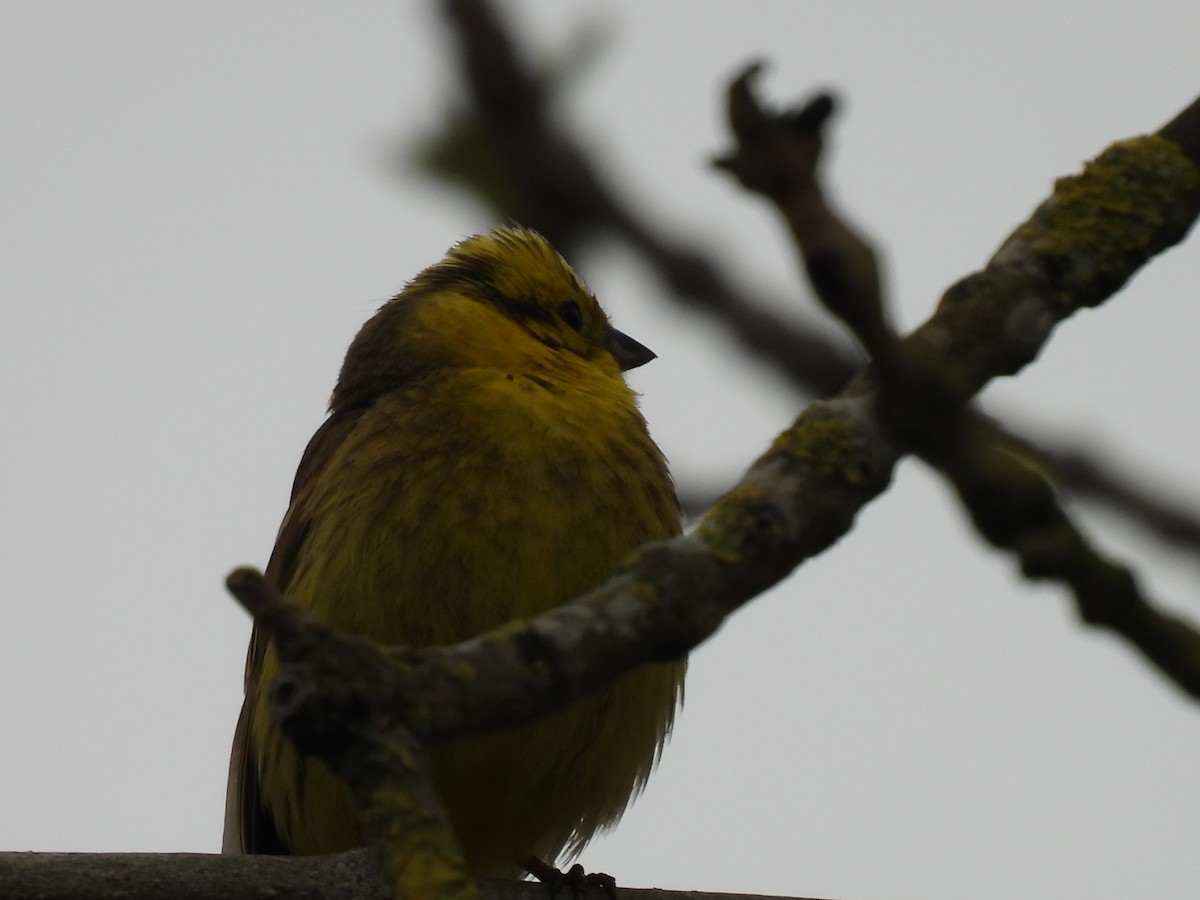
[{"x1": 524, "y1": 857, "x2": 617, "y2": 898}]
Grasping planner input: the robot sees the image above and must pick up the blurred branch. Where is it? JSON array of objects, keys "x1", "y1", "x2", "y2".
[
  {"x1": 908, "y1": 403, "x2": 1200, "y2": 693},
  {"x1": 1018, "y1": 435, "x2": 1200, "y2": 556},
  {"x1": 426, "y1": 0, "x2": 859, "y2": 397},
  {"x1": 0, "y1": 851, "x2": 387, "y2": 900},
  {"x1": 423, "y1": 0, "x2": 1200, "y2": 561},
  {"x1": 0, "y1": 850, "x2": 825, "y2": 900}
]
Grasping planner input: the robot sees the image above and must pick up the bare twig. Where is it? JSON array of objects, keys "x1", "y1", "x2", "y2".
[{"x1": 713, "y1": 64, "x2": 890, "y2": 357}]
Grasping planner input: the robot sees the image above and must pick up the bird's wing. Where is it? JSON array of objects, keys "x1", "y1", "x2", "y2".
[{"x1": 222, "y1": 407, "x2": 365, "y2": 854}]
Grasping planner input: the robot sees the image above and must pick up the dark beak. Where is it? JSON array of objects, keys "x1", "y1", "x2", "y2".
[{"x1": 607, "y1": 327, "x2": 657, "y2": 371}]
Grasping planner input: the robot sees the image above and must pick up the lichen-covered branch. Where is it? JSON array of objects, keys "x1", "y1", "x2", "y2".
[
  {"x1": 711, "y1": 63, "x2": 1200, "y2": 696},
  {"x1": 227, "y1": 571, "x2": 477, "y2": 900},
  {"x1": 891, "y1": 134, "x2": 1200, "y2": 695}
]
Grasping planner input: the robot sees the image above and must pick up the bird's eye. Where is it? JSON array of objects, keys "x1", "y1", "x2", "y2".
[{"x1": 556, "y1": 301, "x2": 584, "y2": 332}]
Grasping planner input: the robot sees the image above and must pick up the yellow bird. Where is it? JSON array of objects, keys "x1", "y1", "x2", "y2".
[{"x1": 223, "y1": 227, "x2": 684, "y2": 877}]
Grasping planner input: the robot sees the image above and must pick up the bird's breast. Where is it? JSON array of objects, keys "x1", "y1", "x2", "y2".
[{"x1": 286, "y1": 367, "x2": 678, "y2": 648}]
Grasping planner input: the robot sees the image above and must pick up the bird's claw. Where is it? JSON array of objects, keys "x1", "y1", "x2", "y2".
[{"x1": 525, "y1": 857, "x2": 617, "y2": 898}]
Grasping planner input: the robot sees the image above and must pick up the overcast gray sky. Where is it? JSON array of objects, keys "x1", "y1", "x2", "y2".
[{"x1": 3, "y1": 3, "x2": 1200, "y2": 899}]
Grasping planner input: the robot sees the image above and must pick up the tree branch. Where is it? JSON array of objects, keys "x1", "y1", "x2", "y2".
[
  {"x1": 709, "y1": 62, "x2": 1200, "y2": 695},
  {"x1": 0, "y1": 850, "x2": 827, "y2": 900}
]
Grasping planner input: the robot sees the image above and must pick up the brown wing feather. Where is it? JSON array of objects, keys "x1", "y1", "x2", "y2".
[{"x1": 222, "y1": 408, "x2": 365, "y2": 854}]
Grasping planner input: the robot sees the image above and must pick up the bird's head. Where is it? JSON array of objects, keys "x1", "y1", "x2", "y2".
[{"x1": 331, "y1": 227, "x2": 655, "y2": 411}]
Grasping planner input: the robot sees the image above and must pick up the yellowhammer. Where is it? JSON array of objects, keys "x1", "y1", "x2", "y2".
[{"x1": 222, "y1": 227, "x2": 684, "y2": 877}]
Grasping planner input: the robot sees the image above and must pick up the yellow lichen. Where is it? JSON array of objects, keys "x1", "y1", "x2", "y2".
[
  {"x1": 766, "y1": 414, "x2": 866, "y2": 485},
  {"x1": 625, "y1": 577, "x2": 659, "y2": 605},
  {"x1": 349, "y1": 730, "x2": 480, "y2": 900},
  {"x1": 1016, "y1": 135, "x2": 1200, "y2": 291},
  {"x1": 699, "y1": 483, "x2": 776, "y2": 564},
  {"x1": 445, "y1": 658, "x2": 478, "y2": 684}
]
